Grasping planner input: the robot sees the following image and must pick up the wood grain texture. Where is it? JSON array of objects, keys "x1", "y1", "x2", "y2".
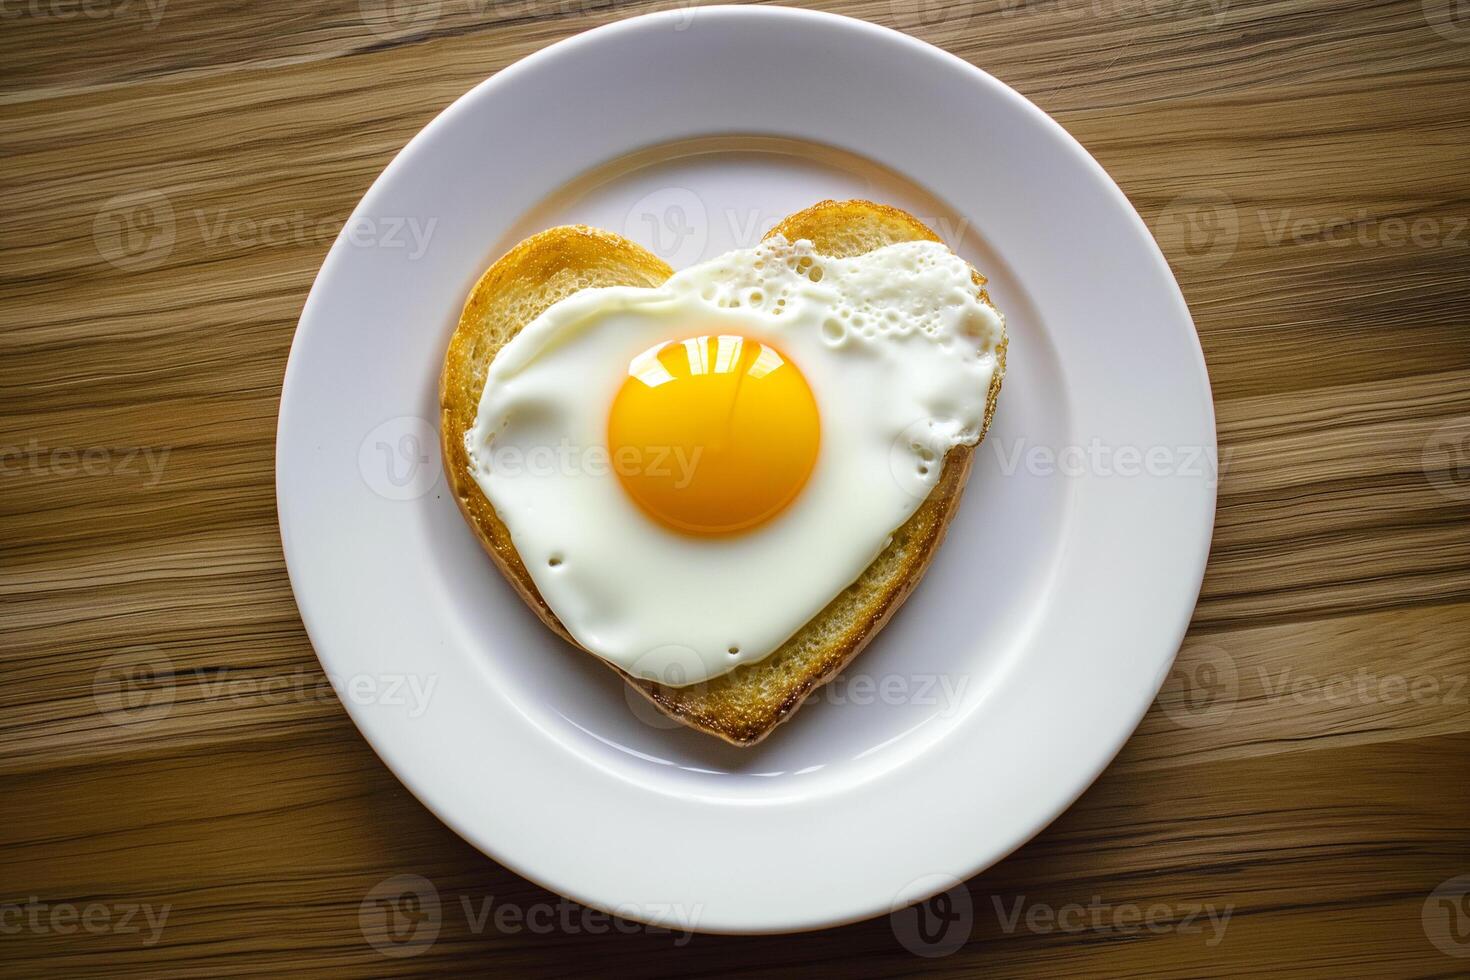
[{"x1": 2, "y1": 0, "x2": 1468, "y2": 975}]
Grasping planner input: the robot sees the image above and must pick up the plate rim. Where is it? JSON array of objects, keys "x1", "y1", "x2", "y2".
[{"x1": 276, "y1": 4, "x2": 1216, "y2": 935}]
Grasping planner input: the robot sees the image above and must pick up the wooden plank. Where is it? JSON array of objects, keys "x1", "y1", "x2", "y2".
[{"x1": 2, "y1": 0, "x2": 1468, "y2": 973}]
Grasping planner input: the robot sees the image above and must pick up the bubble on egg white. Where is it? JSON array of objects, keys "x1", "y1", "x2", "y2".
[{"x1": 645, "y1": 233, "x2": 999, "y2": 503}]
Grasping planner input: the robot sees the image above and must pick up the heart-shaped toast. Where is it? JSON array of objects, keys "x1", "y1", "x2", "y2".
[{"x1": 441, "y1": 200, "x2": 1006, "y2": 745}]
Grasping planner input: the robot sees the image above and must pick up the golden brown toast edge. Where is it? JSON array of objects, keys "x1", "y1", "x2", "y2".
[{"x1": 440, "y1": 225, "x2": 672, "y2": 645}]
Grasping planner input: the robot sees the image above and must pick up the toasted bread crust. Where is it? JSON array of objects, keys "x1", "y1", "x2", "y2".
[
  {"x1": 440, "y1": 226, "x2": 672, "y2": 646},
  {"x1": 440, "y1": 202, "x2": 1007, "y2": 745}
]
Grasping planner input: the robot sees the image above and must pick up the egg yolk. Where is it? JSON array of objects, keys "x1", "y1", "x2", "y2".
[{"x1": 608, "y1": 334, "x2": 819, "y2": 536}]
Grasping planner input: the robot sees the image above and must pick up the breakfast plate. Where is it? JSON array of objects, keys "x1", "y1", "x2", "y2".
[{"x1": 277, "y1": 6, "x2": 1215, "y2": 934}]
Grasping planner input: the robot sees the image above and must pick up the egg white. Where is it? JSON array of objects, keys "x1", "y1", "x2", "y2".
[{"x1": 465, "y1": 236, "x2": 1003, "y2": 686}]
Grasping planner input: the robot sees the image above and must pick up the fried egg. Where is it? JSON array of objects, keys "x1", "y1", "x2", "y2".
[{"x1": 465, "y1": 235, "x2": 1003, "y2": 685}]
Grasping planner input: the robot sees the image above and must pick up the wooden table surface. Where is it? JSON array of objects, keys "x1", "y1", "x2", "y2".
[{"x1": 4, "y1": 0, "x2": 1469, "y2": 975}]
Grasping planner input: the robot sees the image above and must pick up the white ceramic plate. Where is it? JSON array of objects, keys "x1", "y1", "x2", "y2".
[{"x1": 277, "y1": 6, "x2": 1215, "y2": 934}]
